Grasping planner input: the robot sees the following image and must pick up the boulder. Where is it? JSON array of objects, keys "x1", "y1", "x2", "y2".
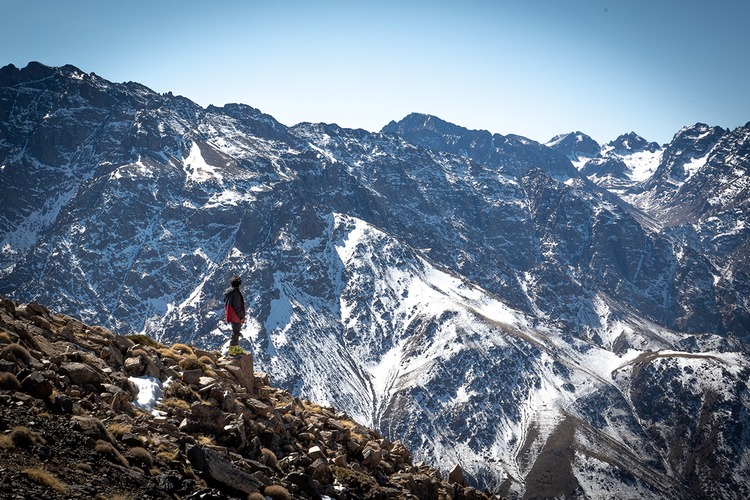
[
  {"x1": 181, "y1": 369, "x2": 203, "y2": 385},
  {"x1": 101, "y1": 344, "x2": 125, "y2": 367},
  {"x1": 308, "y1": 446, "x2": 326, "y2": 461},
  {"x1": 20, "y1": 372, "x2": 53, "y2": 399},
  {"x1": 187, "y1": 444, "x2": 263, "y2": 495},
  {"x1": 179, "y1": 404, "x2": 226, "y2": 434},
  {"x1": 226, "y1": 354, "x2": 254, "y2": 392},
  {"x1": 27, "y1": 302, "x2": 50, "y2": 317},
  {"x1": 71, "y1": 415, "x2": 116, "y2": 444},
  {"x1": 309, "y1": 458, "x2": 332, "y2": 485},
  {"x1": 124, "y1": 355, "x2": 144, "y2": 376},
  {"x1": 362, "y1": 441, "x2": 383, "y2": 467},
  {"x1": 61, "y1": 361, "x2": 106, "y2": 386},
  {"x1": 448, "y1": 464, "x2": 467, "y2": 487}
]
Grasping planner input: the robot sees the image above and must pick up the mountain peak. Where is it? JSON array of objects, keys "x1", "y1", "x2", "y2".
[
  {"x1": 546, "y1": 131, "x2": 601, "y2": 159},
  {"x1": 382, "y1": 112, "x2": 476, "y2": 138},
  {"x1": 607, "y1": 132, "x2": 661, "y2": 154}
]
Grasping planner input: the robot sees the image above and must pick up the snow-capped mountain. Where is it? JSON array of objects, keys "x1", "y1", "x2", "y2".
[
  {"x1": 549, "y1": 124, "x2": 750, "y2": 339},
  {"x1": 2, "y1": 62, "x2": 749, "y2": 498},
  {"x1": 547, "y1": 131, "x2": 663, "y2": 190}
]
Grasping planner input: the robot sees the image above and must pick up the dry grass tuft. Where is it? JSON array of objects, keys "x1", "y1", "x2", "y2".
[
  {"x1": 95, "y1": 439, "x2": 130, "y2": 467},
  {"x1": 0, "y1": 330, "x2": 13, "y2": 344},
  {"x1": 247, "y1": 493, "x2": 266, "y2": 500},
  {"x1": 159, "y1": 397, "x2": 190, "y2": 411},
  {"x1": 0, "y1": 342, "x2": 31, "y2": 365},
  {"x1": 126, "y1": 334, "x2": 159, "y2": 348},
  {"x1": 22, "y1": 468, "x2": 67, "y2": 493},
  {"x1": 163, "y1": 380, "x2": 198, "y2": 402},
  {"x1": 171, "y1": 343, "x2": 194, "y2": 355},
  {"x1": 8, "y1": 426, "x2": 46, "y2": 449},
  {"x1": 129, "y1": 446, "x2": 154, "y2": 467},
  {"x1": 260, "y1": 447, "x2": 278, "y2": 469},
  {"x1": 157, "y1": 347, "x2": 178, "y2": 360},
  {"x1": 264, "y1": 484, "x2": 291, "y2": 500},
  {"x1": 178, "y1": 356, "x2": 205, "y2": 372},
  {"x1": 196, "y1": 435, "x2": 213, "y2": 446},
  {"x1": 0, "y1": 435, "x2": 13, "y2": 450},
  {"x1": 0, "y1": 371, "x2": 21, "y2": 390},
  {"x1": 107, "y1": 422, "x2": 132, "y2": 439},
  {"x1": 197, "y1": 355, "x2": 215, "y2": 367}
]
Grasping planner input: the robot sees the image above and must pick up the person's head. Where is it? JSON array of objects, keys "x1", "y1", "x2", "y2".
[{"x1": 230, "y1": 275, "x2": 242, "y2": 288}]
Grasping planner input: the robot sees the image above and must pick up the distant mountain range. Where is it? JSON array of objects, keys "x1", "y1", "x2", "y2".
[{"x1": 1, "y1": 62, "x2": 749, "y2": 498}]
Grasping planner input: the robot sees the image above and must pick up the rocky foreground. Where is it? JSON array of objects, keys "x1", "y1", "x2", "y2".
[{"x1": 0, "y1": 297, "x2": 494, "y2": 499}]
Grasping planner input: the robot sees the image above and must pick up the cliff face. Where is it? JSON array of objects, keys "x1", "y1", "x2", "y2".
[{"x1": 0, "y1": 296, "x2": 488, "y2": 499}]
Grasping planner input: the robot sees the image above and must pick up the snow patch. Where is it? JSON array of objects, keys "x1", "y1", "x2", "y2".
[
  {"x1": 129, "y1": 376, "x2": 171, "y2": 416},
  {"x1": 184, "y1": 141, "x2": 223, "y2": 183},
  {"x1": 683, "y1": 153, "x2": 709, "y2": 180}
]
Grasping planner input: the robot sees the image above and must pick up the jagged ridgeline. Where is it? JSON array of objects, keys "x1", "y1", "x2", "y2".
[
  {"x1": 0, "y1": 298, "x2": 490, "y2": 499},
  {"x1": 1, "y1": 62, "x2": 750, "y2": 498}
]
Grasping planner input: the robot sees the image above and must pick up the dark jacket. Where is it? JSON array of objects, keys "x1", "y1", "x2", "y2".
[{"x1": 224, "y1": 287, "x2": 245, "y2": 323}]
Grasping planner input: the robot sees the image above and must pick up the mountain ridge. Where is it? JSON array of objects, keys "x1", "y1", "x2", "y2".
[{"x1": 2, "y1": 62, "x2": 749, "y2": 498}]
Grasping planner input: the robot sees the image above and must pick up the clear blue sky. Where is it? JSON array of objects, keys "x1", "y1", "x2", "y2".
[{"x1": 3, "y1": 0, "x2": 749, "y2": 145}]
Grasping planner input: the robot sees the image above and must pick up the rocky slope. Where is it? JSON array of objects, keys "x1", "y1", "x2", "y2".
[
  {"x1": 2, "y1": 62, "x2": 750, "y2": 498},
  {"x1": 548, "y1": 124, "x2": 750, "y2": 340},
  {"x1": 0, "y1": 296, "x2": 490, "y2": 499}
]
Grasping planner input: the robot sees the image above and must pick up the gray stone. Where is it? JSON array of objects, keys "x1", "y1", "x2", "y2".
[
  {"x1": 20, "y1": 372, "x2": 53, "y2": 399},
  {"x1": 179, "y1": 404, "x2": 226, "y2": 434},
  {"x1": 186, "y1": 444, "x2": 262, "y2": 495},
  {"x1": 61, "y1": 362, "x2": 105, "y2": 386},
  {"x1": 181, "y1": 368, "x2": 203, "y2": 385},
  {"x1": 308, "y1": 445, "x2": 326, "y2": 461},
  {"x1": 448, "y1": 464, "x2": 467, "y2": 487}
]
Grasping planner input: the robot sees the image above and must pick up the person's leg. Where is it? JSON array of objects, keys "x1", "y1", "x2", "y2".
[{"x1": 230, "y1": 322, "x2": 241, "y2": 346}]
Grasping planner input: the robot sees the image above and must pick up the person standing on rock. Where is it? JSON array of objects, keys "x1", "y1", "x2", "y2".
[{"x1": 224, "y1": 275, "x2": 246, "y2": 356}]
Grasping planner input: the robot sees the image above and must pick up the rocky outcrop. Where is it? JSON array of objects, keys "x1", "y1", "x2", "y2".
[{"x1": 0, "y1": 296, "x2": 492, "y2": 499}]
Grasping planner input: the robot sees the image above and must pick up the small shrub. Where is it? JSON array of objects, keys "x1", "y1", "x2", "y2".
[
  {"x1": 159, "y1": 397, "x2": 190, "y2": 411},
  {"x1": 31, "y1": 407, "x2": 52, "y2": 419},
  {"x1": 260, "y1": 447, "x2": 278, "y2": 469},
  {"x1": 0, "y1": 331, "x2": 13, "y2": 344},
  {"x1": 9, "y1": 426, "x2": 46, "y2": 449},
  {"x1": 94, "y1": 439, "x2": 129, "y2": 467},
  {"x1": 178, "y1": 356, "x2": 205, "y2": 371},
  {"x1": 158, "y1": 347, "x2": 178, "y2": 360},
  {"x1": 172, "y1": 343, "x2": 194, "y2": 355},
  {"x1": 107, "y1": 422, "x2": 132, "y2": 438},
  {"x1": 264, "y1": 484, "x2": 291, "y2": 500},
  {"x1": 126, "y1": 334, "x2": 159, "y2": 348},
  {"x1": 198, "y1": 355, "x2": 215, "y2": 367},
  {"x1": 75, "y1": 463, "x2": 93, "y2": 473},
  {"x1": 155, "y1": 441, "x2": 180, "y2": 463},
  {"x1": 129, "y1": 446, "x2": 154, "y2": 467},
  {"x1": 22, "y1": 468, "x2": 67, "y2": 493},
  {"x1": 105, "y1": 494, "x2": 131, "y2": 500},
  {"x1": 156, "y1": 449, "x2": 179, "y2": 463},
  {"x1": 0, "y1": 372, "x2": 21, "y2": 391},
  {"x1": 163, "y1": 381, "x2": 197, "y2": 402},
  {"x1": 0, "y1": 435, "x2": 13, "y2": 449},
  {"x1": 0, "y1": 343, "x2": 30, "y2": 365},
  {"x1": 196, "y1": 435, "x2": 213, "y2": 446}
]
